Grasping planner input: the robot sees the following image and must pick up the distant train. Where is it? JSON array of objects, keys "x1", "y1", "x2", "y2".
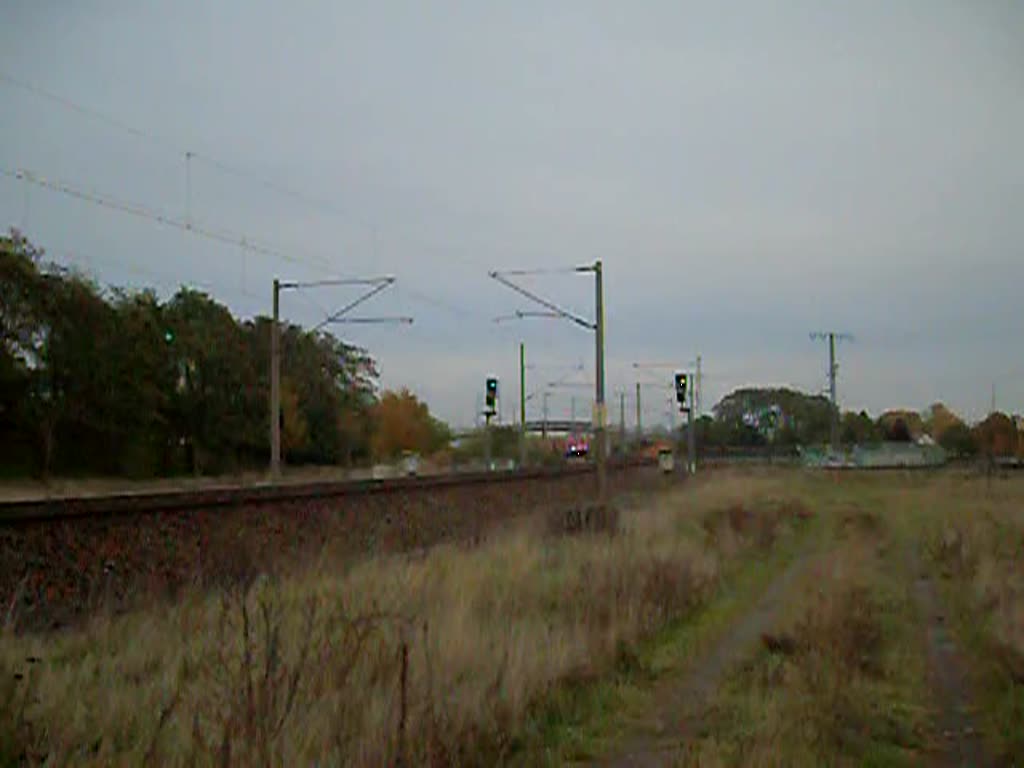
[{"x1": 565, "y1": 434, "x2": 589, "y2": 459}]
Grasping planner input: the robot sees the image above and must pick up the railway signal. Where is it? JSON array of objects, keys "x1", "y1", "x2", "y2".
[
  {"x1": 485, "y1": 376, "x2": 498, "y2": 415},
  {"x1": 674, "y1": 372, "x2": 689, "y2": 409}
]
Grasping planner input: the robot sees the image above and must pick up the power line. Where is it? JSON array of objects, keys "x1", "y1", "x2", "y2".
[
  {"x1": 7, "y1": 163, "x2": 481, "y2": 330},
  {"x1": 0, "y1": 70, "x2": 495, "y2": 274},
  {"x1": 0, "y1": 71, "x2": 181, "y2": 152},
  {"x1": 391, "y1": 284, "x2": 489, "y2": 321},
  {"x1": 34, "y1": 243, "x2": 266, "y2": 312},
  {"x1": 3, "y1": 167, "x2": 340, "y2": 276}
]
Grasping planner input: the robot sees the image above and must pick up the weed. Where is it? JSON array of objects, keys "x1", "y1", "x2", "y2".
[{"x1": 0, "y1": 472, "x2": 816, "y2": 764}]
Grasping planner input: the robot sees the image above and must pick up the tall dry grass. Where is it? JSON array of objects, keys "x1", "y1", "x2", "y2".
[
  {"x1": 919, "y1": 473, "x2": 1024, "y2": 759},
  {"x1": 0, "y1": 472, "x2": 810, "y2": 766},
  {"x1": 680, "y1": 508, "x2": 928, "y2": 766}
]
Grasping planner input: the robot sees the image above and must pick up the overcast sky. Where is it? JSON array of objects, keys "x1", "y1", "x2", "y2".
[{"x1": 2, "y1": 1, "x2": 1021, "y2": 428}]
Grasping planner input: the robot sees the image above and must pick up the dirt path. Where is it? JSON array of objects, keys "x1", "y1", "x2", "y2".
[
  {"x1": 594, "y1": 552, "x2": 815, "y2": 767},
  {"x1": 911, "y1": 570, "x2": 990, "y2": 767}
]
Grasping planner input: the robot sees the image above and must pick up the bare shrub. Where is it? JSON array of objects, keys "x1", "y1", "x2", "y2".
[
  {"x1": 838, "y1": 508, "x2": 884, "y2": 538},
  {"x1": 701, "y1": 500, "x2": 797, "y2": 552},
  {"x1": 183, "y1": 580, "x2": 400, "y2": 766},
  {"x1": 640, "y1": 557, "x2": 703, "y2": 629},
  {"x1": 925, "y1": 521, "x2": 979, "y2": 578},
  {"x1": 793, "y1": 585, "x2": 884, "y2": 678},
  {"x1": 546, "y1": 502, "x2": 620, "y2": 537},
  {"x1": 409, "y1": 622, "x2": 515, "y2": 767}
]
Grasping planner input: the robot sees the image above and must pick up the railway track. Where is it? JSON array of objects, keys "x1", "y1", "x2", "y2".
[
  {"x1": 0, "y1": 459, "x2": 655, "y2": 524},
  {"x1": 0, "y1": 460, "x2": 663, "y2": 630}
]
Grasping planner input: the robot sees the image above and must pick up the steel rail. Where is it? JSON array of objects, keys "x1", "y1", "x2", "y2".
[{"x1": 0, "y1": 459, "x2": 655, "y2": 524}]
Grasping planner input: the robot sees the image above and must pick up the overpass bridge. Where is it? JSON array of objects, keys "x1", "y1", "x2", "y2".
[
  {"x1": 452, "y1": 420, "x2": 594, "y2": 438},
  {"x1": 524, "y1": 420, "x2": 592, "y2": 434}
]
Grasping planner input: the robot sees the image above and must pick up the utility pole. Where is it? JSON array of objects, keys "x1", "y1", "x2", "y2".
[
  {"x1": 635, "y1": 381, "x2": 642, "y2": 439},
  {"x1": 519, "y1": 342, "x2": 526, "y2": 468},
  {"x1": 594, "y1": 260, "x2": 607, "y2": 503},
  {"x1": 270, "y1": 278, "x2": 281, "y2": 478},
  {"x1": 687, "y1": 376, "x2": 696, "y2": 473},
  {"x1": 696, "y1": 355, "x2": 702, "y2": 416},
  {"x1": 694, "y1": 355, "x2": 702, "y2": 471},
  {"x1": 619, "y1": 391, "x2": 626, "y2": 451},
  {"x1": 811, "y1": 331, "x2": 852, "y2": 456},
  {"x1": 488, "y1": 260, "x2": 606, "y2": 504},
  {"x1": 270, "y1": 276, "x2": 408, "y2": 478},
  {"x1": 484, "y1": 412, "x2": 492, "y2": 468},
  {"x1": 829, "y1": 334, "x2": 836, "y2": 448}
]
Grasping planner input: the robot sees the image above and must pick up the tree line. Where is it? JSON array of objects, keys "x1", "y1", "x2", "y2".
[
  {"x1": 1, "y1": 232, "x2": 448, "y2": 478},
  {"x1": 688, "y1": 387, "x2": 1021, "y2": 459}
]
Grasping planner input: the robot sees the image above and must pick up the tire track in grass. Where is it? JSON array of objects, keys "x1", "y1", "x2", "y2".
[
  {"x1": 595, "y1": 551, "x2": 816, "y2": 767},
  {"x1": 911, "y1": 567, "x2": 990, "y2": 767}
]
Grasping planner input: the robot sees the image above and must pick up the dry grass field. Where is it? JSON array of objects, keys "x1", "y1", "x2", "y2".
[
  {"x1": 1, "y1": 470, "x2": 1021, "y2": 766},
  {"x1": 0, "y1": 472, "x2": 811, "y2": 766},
  {"x1": 649, "y1": 471, "x2": 1024, "y2": 766}
]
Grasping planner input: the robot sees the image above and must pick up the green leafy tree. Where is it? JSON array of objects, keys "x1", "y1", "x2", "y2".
[
  {"x1": 938, "y1": 422, "x2": 977, "y2": 458},
  {"x1": 841, "y1": 410, "x2": 880, "y2": 445},
  {"x1": 923, "y1": 402, "x2": 964, "y2": 442},
  {"x1": 164, "y1": 289, "x2": 256, "y2": 474},
  {"x1": 713, "y1": 387, "x2": 833, "y2": 446},
  {"x1": 0, "y1": 231, "x2": 45, "y2": 473}
]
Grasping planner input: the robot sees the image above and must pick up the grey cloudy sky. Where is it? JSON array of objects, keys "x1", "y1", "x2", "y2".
[{"x1": 2, "y1": 1, "x2": 1022, "y2": 428}]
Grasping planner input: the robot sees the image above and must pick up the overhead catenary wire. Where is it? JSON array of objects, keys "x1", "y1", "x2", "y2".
[
  {"x1": 0, "y1": 71, "x2": 181, "y2": 152},
  {"x1": 2, "y1": 167, "x2": 340, "y2": 276},
  {"x1": 488, "y1": 270, "x2": 596, "y2": 331},
  {"x1": 1, "y1": 71, "x2": 572, "y2": 335},
  {"x1": 39, "y1": 244, "x2": 265, "y2": 310},
  {"x1": 492, "y1": 266, "x2": 588, "y2": 277},
  {"x1": 0, "y1": 70, "x2": 496, "y2": 274},
  {"x1": 4, "y1": 167, "x2": 414, "y2": 332},
  {"x1": 311, "y1": 279, "x2": 397, "y2": 332}
]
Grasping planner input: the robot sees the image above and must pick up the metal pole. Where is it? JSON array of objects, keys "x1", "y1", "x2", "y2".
[
  {"x1": 619, "y1": 391, "x2": 626, "y2": 451},
  {"x1": 696, "y1": 355, "x2": 702, "y2": 417},
  {"x1": 542, "y1": 390, "x2": 549, "y2": 438},
  {"x1": 484, "y1": 413, "x2": 492, "y2": 470},
  {"x1": 594, "y1": 260, "x2": 607, "y2": 503},
  {"x1": 270, "y1": 278, "x2": 281, "y2": 478},
  {"x1": 636, "y1": 381, "x2": 642, "y2": 439},
  {"x1": 519, "y1": 342, "x2": 526, "y2": 468},
  {"x1": 829, "y1": 332, "x2": 838, "y2": 454},
  {"x1": 688, "y1": 376, "x2": 696, "y2": 474}
]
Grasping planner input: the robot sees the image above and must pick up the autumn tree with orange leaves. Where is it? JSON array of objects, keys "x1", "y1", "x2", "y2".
[
  {"x1": 370, "y1": 389, "x2": 451, "y2": 460},
  {"x1": 973, "y1": 412, "x2": 1019, "y2": 458}
]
